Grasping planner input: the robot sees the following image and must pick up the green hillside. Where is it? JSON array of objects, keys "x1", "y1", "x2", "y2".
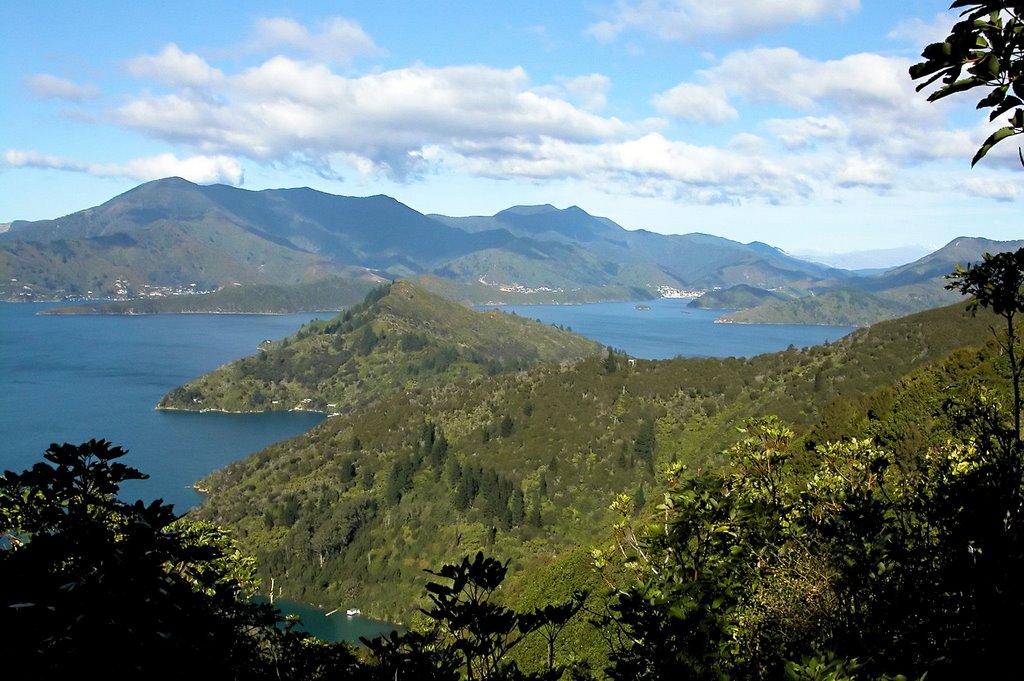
[
  {"x1": 189, "y1": 301, "x2": 996, "y2": 627},
  {"x1": 158, "y1": 281, "x2": 601, "y2": 414}
]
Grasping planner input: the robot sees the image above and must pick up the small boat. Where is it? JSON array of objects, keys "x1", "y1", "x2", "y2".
[{"x1": 346, "y1": 608, "x2": 361, "y2": 617}]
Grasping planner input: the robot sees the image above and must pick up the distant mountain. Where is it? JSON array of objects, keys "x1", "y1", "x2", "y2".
[
  {"x1": 1, "y1": 177, "x2": 849, "y2": 303},
  {"x1": 720, "y1": 236, "x2": 1024, "y2": 326},
  {"x1": 435, "y1": 206, "x2": 846, "y2": 292},
  {"x1": 794, "y1": 245, "x2": 933, "y2": 270}
]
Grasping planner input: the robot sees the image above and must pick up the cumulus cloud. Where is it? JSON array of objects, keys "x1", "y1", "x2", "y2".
[
  {"x1": 2, "y1": 149, "x2": 243, "y2": 185},
  {"x1": 561, "y1": 74, "x2": 611, "y2": 112},
  {"x1": 704, "y1": 48, "x2": 916, "y2": 114},
  {"x1": 248, "y1": 16, "x2": 384, "y2": 64},
  {"x1": 589, "y1": 0, "x2": 860, "y2": 44},
  {"x1": 652, "y1": 83, "x2": 738, "y2": 124},
  {"x1": 762, "y1": 116, "x2": 847, "y2": 149},
  {"x1": 444, "y1": 132, "x2": 814, "y2": 205},
  {"x1": 665, "y1": 47, "x2": 961, "y2": 166},
  {"x1": 960, "y1": 176, "x2": 1022, "y2": 202},
  {"x1": 24, "y1": 74, "x2": 99, "y2": 101},
  {"x1": 125, "y1": 44, "x2": 224, "y2": 88},
  {"x1": 11, "y1": 13, "x2": 993, "y2": 213},
  {"x1": 111, "y1": 59, "x2": 630, "y2": 179},
  {"x1": 834, "y1": 156, "x2": 893, "y2": 190}
]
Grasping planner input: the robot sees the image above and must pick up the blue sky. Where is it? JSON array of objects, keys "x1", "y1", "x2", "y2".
[{"x1": 2, "y1": 1, "x2": 1021, "y2": 263}]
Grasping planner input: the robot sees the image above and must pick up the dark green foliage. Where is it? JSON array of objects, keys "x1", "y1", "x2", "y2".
[
  {"x1": 597, "y1": 333, "x2": 1024, "y2": 679},
  {"x1": 354, "y1": 324, "x2": 380, "y2": 356},
  {"x1": 363, "y1": 552, "x2": 585, "y2": 680},
  {"x1": 500, "y1": 415, "x2": 515, "y2": 438},
  {"x1": 0, "y1": 440, "x2": 360, "y2": 680},
  {"x1": 632, "y1": 419, "x2": 656, "y2": 474},
  {"x1": 946, "y1": 247, "x2": 1024, "y2": 436},
  {"x1": 910, "y1": 2, "x2": 1024, "y2": 166}
]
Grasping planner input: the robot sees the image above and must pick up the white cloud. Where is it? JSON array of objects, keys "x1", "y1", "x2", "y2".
[
  {"x1": 887, "y1": 13, "x2": 957, "y2": 49},
  {"x1": 125, "y1": 44, "x2": 224, "y2": 88},
  {"x1": 589, "y1": 0, "x2": 860, "y2": 44},
  {"x1": 12, "y1": 13, "x2": 998, "y2": 214},
  {"x1": 561, "y1": 74, "x2": 611, "y2": 112},
  {"x1": 24, "y1": 74, "x2": 99, "y2": 101},
  {"x1": 706, "y1": 48, "x2": 916, "y2": 115},
  {"x1": 2, "y1": 149, "x2": 243, "y2": 185},
  {"x1": 249, "y1": 17, "x2": 384, "y2": 64},
  {"x1": 960, "y1": 176, "x2": 1021, "y2": 202},
  {"x1": 763, "y1": 116, "x2": 847, "y2": 149},
  {"x1": 834, "y1": 156, "x2": 893, "y2": 190},
  {"x1": 652, "y1": 83, "x2": 737, "y2": 124},
  {"x1": 673, "y1": 47, "x2": 966, "y2": 167},
  {"x1": 111, "y1": 60, "x2": 631, "y2": 179},
  {"x1": 444, "y1": 132, "x2": 814, "y2": 205}
]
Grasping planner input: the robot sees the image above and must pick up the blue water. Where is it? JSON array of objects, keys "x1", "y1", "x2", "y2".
[
  {"x1": 0, "y1": 303, "x2": 327, "y2": 511},
  {"x1": 482, "y1": 298, "x2": 855, "y2": 360}
]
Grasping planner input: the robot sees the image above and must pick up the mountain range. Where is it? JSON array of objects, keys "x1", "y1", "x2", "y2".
[{"x1": 1, "y1": 177, "x2": 1020, "y2": 324}]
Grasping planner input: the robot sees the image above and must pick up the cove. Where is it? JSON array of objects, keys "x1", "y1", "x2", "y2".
[{"x1": 257, "y1": 598, "x2": 401, "y2": 642}]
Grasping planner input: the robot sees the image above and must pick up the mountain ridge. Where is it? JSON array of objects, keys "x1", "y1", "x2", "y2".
[
  {"x1": 2, "y1": 178, "x2": 1019, "y2": 324},
  {"x1": 0, "y1": 177, "x2": 853, "y2": 304}
]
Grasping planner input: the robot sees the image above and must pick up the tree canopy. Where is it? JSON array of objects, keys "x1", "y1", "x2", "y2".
[
  {"x1": 0, "y1": 440, "x2": 359, "y2": 680},
  {"x1": 910, "y1": 2, "x2": 1024, "y2": 165}
]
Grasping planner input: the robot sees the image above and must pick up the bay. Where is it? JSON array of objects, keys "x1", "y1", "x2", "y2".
[
  {"x1": 482, "y1": 298, "x2": 855, "y2": 360},
  {"x1": 0, "y1": 302, "x2": 327, "y2": 511},
  {"x1": 0, "y1": 302, "x2": 405, "y2": 642}
]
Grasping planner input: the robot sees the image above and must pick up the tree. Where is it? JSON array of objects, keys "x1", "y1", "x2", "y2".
[
  {"x1": 0, "y1": 440, "x2": 359, "y2": 679},
  {"x1": 910, "y1": 2, "x2": 1024, "y2": 166},
  {"x1": 946, "y1": 247, "x2": 1024, "y2": 438},
  {"x1": 362, "y1": 552, "x2": 585, "y2": 680}
]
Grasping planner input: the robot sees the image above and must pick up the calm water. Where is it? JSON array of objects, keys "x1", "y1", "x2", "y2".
[
  {"x1": 259, "y1": 598, "x2": 400, "y2": 642},
  {"x1": 0, "y1": 303, "x2": 407, "y2": 641},
  {"x1": 483, "y1": 297, "x2": 855, "y2": 359},
  {"x1": 0, "y1": 303, "x2": 327, "y2": 510}
]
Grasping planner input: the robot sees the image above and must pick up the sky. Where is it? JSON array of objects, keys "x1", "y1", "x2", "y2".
[{"x1": 2, "y1": 1, "x2": 1021, "y2": 263}]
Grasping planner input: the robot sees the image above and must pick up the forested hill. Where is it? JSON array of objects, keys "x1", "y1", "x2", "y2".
[
  {"x1": 158, "y1": 281, "x2": 601, "y2": 414},
  {"x1": 191, "y1": 301, "x2": 997, "y2": 625}
]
